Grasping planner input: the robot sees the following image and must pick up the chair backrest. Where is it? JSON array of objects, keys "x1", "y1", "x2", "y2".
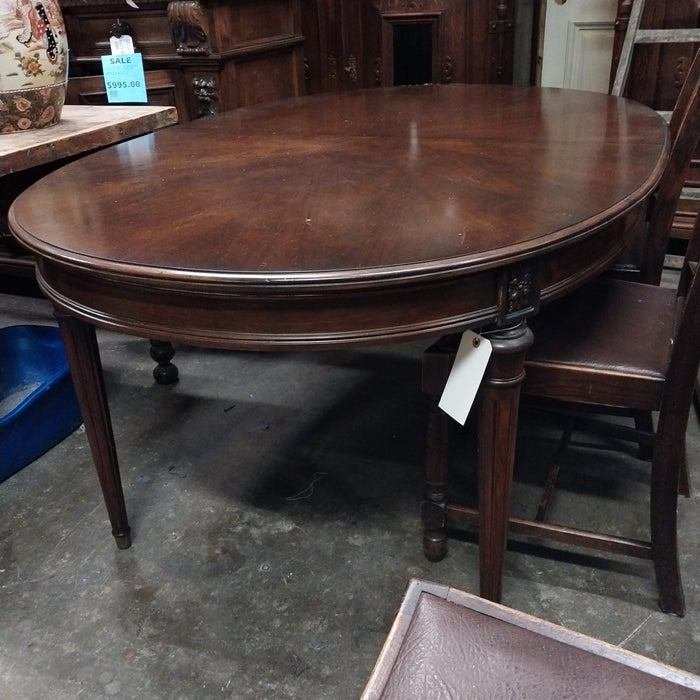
[
  {"x1": 636, "y1": 46, "x2": 700, "y2": 284},
  {"x1": 655, "y1": 203, "x2": 700, "y2": 462},
  {"x1": 610, "y1": 0, "x2": 700, "y2": 282}
]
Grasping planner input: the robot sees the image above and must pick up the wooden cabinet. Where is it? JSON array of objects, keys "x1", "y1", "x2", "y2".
[
  {"x1": 302, "y1": 1, "x2": 516, "y2": 94},
  {"x1": 62, "y1": 0, "x2": 306, "y2": 121},
  {"x1": 63, "y1": 1, "x2": 519, "y2": 118}
]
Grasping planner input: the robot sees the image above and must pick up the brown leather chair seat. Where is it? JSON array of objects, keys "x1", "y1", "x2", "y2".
[{"x1": 361, "y1": 580, "x2": 700, "y2": 699}]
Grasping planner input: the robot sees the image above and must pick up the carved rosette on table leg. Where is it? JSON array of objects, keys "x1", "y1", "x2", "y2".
[
  {"x1": 55, "y1": 311, "x2": 132, "y2": 549},
  {"x1": 498, "y1": 260, "x2": 540, "y2": 325}
]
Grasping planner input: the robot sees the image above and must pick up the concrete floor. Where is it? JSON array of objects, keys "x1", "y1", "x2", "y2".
[{"x1": 1, "y1": 290, "x2": 700, "y2": 699}]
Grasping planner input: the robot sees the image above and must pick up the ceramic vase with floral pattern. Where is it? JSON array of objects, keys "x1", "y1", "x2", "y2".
[{"x1": 0, "y1": 0, "x2": 68, "y2": 133}]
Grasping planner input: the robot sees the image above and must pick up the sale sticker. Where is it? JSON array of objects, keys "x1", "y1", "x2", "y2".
[{"x1": 101, "y1": 53, "x2": 147, "y2": 103}]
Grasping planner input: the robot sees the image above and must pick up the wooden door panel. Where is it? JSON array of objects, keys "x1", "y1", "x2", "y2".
[
  {"x1": 539, "y1": 0, "x2": 617, "y2": 92},
  {"x1": 304, "y1": 0, "x2": 517, "y2": 91}
]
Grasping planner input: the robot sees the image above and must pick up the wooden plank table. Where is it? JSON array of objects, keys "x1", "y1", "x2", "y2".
[{"x1": 1, "y1": 105, "x2": 178, "y2": 281}]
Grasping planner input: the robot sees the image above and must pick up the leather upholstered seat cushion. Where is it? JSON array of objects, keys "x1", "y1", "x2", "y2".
[
  {"x1": 370, "y1": 588, "x2": 699, "y2": 699},
  {"x1": 523, "y1": 278, "x2": 677, "y2": 410}
]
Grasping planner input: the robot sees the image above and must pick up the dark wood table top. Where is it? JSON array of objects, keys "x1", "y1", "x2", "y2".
[{"x1": 9, "y1": 84, "x2": 668, "y2": 349}]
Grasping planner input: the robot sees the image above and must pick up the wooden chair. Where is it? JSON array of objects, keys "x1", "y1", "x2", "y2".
[
  {"x1": 548, "y1": 41, "x2": 700, "y2": 488},
  {"x1": 421, "y1": 50, "x2": 700, "y2": 617},
  {"x1": 611, "y1": 21, "x2": 700, "y2": 285},
  {"x1": 422, "y1": 192, "x2": 700, "y2": 617},
  {"x1": 612, "y1": 0, "x2": 700, "y2": 423}
]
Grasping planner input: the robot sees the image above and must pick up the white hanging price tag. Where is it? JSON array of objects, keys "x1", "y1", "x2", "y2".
[
  {"x1": 109, "y1": 34, "x2": 135, "y2": 55},
  {"x1": 438, "y1": 330, "x2": 492, "y2": 425}
]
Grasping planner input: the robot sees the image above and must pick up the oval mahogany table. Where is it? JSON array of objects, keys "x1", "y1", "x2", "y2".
[{"x1": 8, "y1": 84, "x2": 668, "y2": 605}]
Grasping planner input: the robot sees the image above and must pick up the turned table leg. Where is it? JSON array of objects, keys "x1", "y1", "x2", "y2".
[
  {"x1": 55, "y1": 311, "x2": 131, "y2": 549},
  {"x1": 422, "y1": 395, "x2": 451, "y2": 561},
  {"x1": 477, "y1": 321, "x2": 532, "y2": 602},
  {"x1": 421, "y1": 335, "x2": 461, "y2": 562},
  {"x1": 149, "y1": 340, "x2": 179, "y2": 385}
]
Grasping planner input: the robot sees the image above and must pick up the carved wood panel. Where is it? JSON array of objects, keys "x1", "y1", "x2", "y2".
[
  {"x1": 63, "y1": 0, "x2": 519, "y2": 117},
  {"x1": 302, "y1": 0, "x2": 516, "y2": 94},
  {"x1": 61, "y1": 0, "x2": 305, "y2": 121},
  {"x1": 611, "y1": 0, "x2": 700, "y2": 110}
]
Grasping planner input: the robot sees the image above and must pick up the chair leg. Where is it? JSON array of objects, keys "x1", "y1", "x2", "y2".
[
  {"x1": 634, "y1": 411, "x2": 654, "y2": 461},
  {"x1": 678, "y1": 440, "x2": 691, "y2": 498},
  {"x1": 634, "y1": 410, "x2": 690, "y2": 496},
  {"x1": 650, "y1": 453, "x2": 685, "y2": 616},
  {"x1": 535, "y1": 417, "x2": 574, "y2": 521},
  {"x1": 422, "y1": 397, "x2": 451, "y2": 562}
]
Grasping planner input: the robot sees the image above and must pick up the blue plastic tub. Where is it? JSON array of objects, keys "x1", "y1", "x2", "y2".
[{"x1": 0, "y1": 325, "x2": 82, "y2": 481}]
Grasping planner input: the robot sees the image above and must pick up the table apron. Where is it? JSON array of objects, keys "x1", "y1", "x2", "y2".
[{"x1": 35, "y1": 205, "x2": 644, "y2": 351}]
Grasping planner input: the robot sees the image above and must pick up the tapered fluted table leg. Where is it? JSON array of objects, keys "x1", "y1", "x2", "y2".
[
  {"x1": 55, "y1": 311, "x2": 131, "y2": 549},
  {"x1": 477, "y1": 321, "x2": 533, "y2": 602}
]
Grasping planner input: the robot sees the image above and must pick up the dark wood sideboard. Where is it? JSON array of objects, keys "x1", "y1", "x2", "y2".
[
  {"x1": 62, "y1": 0, "x2": 307, "y2": 121},
  {"x1": 62, "y1": 0, "x2": 518, "y2": 121}
]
